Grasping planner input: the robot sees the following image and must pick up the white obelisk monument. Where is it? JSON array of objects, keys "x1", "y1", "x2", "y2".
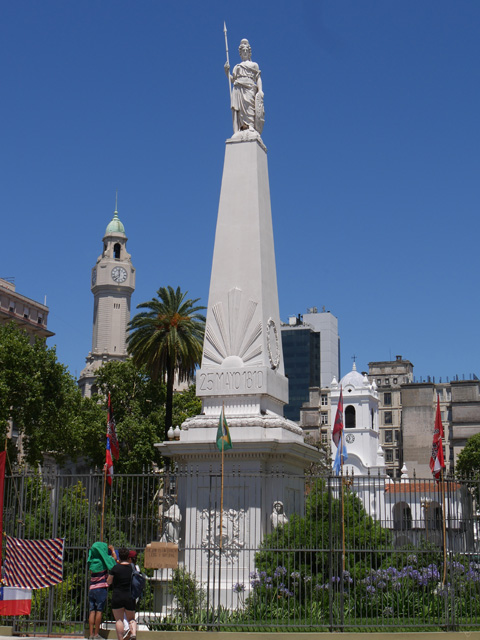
[{"x1": 158, "y1": 35, "x2": 318, "y2": 607}]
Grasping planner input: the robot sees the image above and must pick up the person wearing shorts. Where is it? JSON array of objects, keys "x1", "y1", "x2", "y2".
[
  {"x1": 87, "y1": 542, "x2": 117, "y2": 639},
  {"x1": 107, "y1": 548, "x2": 136, "y2": 640}
]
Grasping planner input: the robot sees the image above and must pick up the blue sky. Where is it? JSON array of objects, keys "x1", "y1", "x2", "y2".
[{"x1": 2, "y1": 1, "x2": 479, "y2": 383}]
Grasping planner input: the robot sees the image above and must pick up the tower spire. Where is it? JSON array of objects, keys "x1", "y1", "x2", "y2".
[{"x1": 114, "y1": 189, "x2": 118, "y2": 214}]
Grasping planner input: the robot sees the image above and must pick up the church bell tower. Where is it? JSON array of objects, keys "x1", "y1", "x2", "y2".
[{"x1": 78, "y1": 203, "x2": 135, "y2": 397}]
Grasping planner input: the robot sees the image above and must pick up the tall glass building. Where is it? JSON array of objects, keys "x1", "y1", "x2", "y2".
[{"x1": 281, "y1": 308, "x2": 340, "y2": 422}]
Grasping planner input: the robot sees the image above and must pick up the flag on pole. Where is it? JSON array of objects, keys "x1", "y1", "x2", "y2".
[
  {"x1": 332, "y1": 387, "x2": 348, "y2": 475},
  {"x1": 430, "y1": 395, "x2": 445, "y2": 480},
  {"x1": 332, "y1": 387, "x2": 344, "y2": 448},
  {"x1": 4, "y1": 536, "x2": 64, "y2": 589},
  {"x1": 105, "y1": 437, "x2": 114, "y2": 486},
  {"x1": 216, "y1": 407, "x2": 232, "y2": 451},
  {"x1": 333, "y1": 428, "x2": 348, "y2": 476},
  {"x1": 107, "y1": 393, "x2": 120, "y2": 460},
  {"x1": 0, "y1": 586, "x2": 32, "y2": 616}
]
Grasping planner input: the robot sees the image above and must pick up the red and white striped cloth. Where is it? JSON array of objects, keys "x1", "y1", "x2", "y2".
[{"x1": 4, "y1": 535, "x2": 64, "y2": 589}]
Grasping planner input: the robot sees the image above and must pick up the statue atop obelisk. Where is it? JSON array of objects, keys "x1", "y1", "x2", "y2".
[
  {"x1": 178, "y1": 30, "x2": 302, "y2": 439},
  {"x1": 224, "y1": 36, "x2": 265, "y2": 136},
  {"x1": 161, "y1": 30, "x2": 317, "y2": 452}
]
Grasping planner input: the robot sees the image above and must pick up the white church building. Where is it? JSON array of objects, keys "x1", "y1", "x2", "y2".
[{"x1": 330, "y1": 365, "x2": 474, "y2": 551}]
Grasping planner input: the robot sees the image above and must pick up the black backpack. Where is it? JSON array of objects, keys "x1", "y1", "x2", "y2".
[{"x1": 131, "y1": 566, "x2": 146, "y2": 600}]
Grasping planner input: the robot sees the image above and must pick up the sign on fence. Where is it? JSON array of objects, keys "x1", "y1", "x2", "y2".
[{"x1": 144, "y1": 542, "x2": 178, "y2": 569}]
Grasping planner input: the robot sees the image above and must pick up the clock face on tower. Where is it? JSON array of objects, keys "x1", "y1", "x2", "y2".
[{"x1": 111, "y1": 266, "x2": 127, "y2": 283}]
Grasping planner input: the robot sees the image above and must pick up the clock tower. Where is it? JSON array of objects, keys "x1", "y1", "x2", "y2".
[{"x1": 78, "y1": 205, "x2": 135, "y2": 397}]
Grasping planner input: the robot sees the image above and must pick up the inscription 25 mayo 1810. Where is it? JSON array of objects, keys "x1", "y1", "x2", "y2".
[{"x1": 197, "y1": 367, "x2": 265, "y2": 395}]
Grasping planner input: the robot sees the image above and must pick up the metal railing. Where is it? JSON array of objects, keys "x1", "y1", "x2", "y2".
[{"x1": 3, "y1": 468, "x2": 480, "y2": 634}]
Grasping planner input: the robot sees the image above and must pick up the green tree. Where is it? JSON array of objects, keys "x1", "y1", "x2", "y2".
[
  {"x1": 93, "y1": 359, "x2": 165, "y2": 472},
  {"x1": 127, "y1": 286, "x2": 205, "y2": 440},
  {"x1": 456, "y1": 432, "x2": 480, "y2": 478},
  {"x1": 0, "y1": 323, "x2": 97, "y2": 466}
]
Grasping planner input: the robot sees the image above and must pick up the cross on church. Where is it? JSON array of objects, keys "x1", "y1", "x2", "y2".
[{"x1": 352, "y1": 354, "x2": 357, "y2": 364}]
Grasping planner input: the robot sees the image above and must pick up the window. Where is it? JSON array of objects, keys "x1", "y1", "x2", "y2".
[
  {"x1": 23, "y1": 306, "x2": 29, "y2": 318},
  {"x1": 393, "y1": 502, "x2": 412, "y2": 531},
  {"x1": 37, "y1": 315, "x2": 43, "y2": 324},
  {"x1": 345, "y1": 405, "x2": 356, "y2": 428},
  {"x1": 384, "y1": 392, "x2": 392, "y2": 406},
  {"x1": 377, "y1": 379, "x2": 382, "y2": 386},
  {"x1": 321, "y1": 395, "x2": 328, "y2": 406},
  {"x1": 321, "y1": 433, "x2": 327, "y2": 444},
  {"x1": 320, "y1": 412, "x2": 328, "y2": 425},
  {"x1": 385, "y1": 449, "x2": 394, "y2": 462},
  {"x1": 384, "y1": 411, "x2": 392, "y2": 425},
  {"x1": 114, "y1": 243, "x2": 121, "y2": 259},
  {"x1": 395, "y1": 429, "x2": 400, "y2": 442},
  {"x1": 395, "y1": 449, "x2": 400, "y2": 460},
  {"x1": 9, "y1": 301, "x2": 15, "y2": 313},
  {"x1": 385, "y1": 378, "x2": 390, "y2": 385},
  {"x1": 384, "y1": 430, "x2": 393, "y2": 443},
  {"x1": 393, "y1": 377, "x2": 398, "y2": 384}
]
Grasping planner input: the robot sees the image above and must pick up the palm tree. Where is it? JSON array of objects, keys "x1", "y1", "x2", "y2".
[{"x1": 127, "y1": 286, "x2": 206, "y2": 441}]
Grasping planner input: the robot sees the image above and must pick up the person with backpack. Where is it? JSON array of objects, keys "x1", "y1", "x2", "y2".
[
  {"x1": 122, "y1": 551, "x2": 141, "y2": 640},
  {"x1": 107, "y1": 548, "x2": 136, "y2": 640}
]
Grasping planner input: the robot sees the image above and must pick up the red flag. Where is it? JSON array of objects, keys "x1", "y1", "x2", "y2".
[
  {"x1": 332, "y1": 386, "x2": 344, "y2": 448},
  {"x1": 430, "y1": 395, "x2": 445, "y2": 480},
  {"x1": 107, "y1": 393, "x2": 120, "y2": 461}
]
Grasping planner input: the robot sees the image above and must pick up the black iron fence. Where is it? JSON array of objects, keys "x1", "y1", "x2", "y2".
[{"x1": 3, "y1": 468, "x2": 480, "y2": 634}]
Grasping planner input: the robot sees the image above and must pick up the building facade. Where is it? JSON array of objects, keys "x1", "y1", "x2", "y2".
[
  {"x1": 0, "y1": 278, "x2": 54, "y2": 342},
  {"x1": 78, "y1": 207, "x2": 135, "y2": 397},
  {"x1": 281, "y1": 308, "x2": 339, "y2": 422},
  {"x1": 368, "y1": 356, "x2": 414, "y2": 477}
]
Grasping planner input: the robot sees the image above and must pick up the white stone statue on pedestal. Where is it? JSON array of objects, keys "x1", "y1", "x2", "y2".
[
  {"x1": 225, "y1": 38, "x2": 264, "y2": 136},
  {"x1": 270, "y1": 501, "x2": 288, "y2": 528},
  {"x1": 161, "y1": 501, "x2": 182, "y2": 544}
]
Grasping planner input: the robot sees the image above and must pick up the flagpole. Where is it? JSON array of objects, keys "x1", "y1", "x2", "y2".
[
  {"x1": 219, "y1": 405, "x2": 225, "y2": 553},
  {"x1": 100, "y1": 463, "x2": 107, "y2": 542},
  {"x1": 100, "y1": 396, "x2": 110, "y2": 543},
  {"x1": 341, "y1": 434, "x2": 346, "y2": 576}
]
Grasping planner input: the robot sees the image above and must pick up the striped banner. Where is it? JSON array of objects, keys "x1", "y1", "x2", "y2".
[{"x1": 4, "y1": 535, "x2": 65, "y2": 589}]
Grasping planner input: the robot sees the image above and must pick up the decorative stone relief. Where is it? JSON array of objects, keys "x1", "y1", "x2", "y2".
[
  {"x1": 199, "y1": 508, "x2": 246, "y2": 563},
  {"x1": 266, "y1": 318, "x2": 280, "y2": 369},
  {"x1": 203, "y1": 288, "x2": 262, "y2": 366}
]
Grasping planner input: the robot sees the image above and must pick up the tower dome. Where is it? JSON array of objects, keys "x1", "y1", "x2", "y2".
[
  {"x1": 105, "y1": 211, "x2": 125, "y2": 235},
  {"x1": 340, "y1": 362, "x2": 366, "y2": 390}
]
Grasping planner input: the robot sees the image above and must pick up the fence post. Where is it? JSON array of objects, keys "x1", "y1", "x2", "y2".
[
  {"x1": 46, "y1": 472, "x2": 60, "y2": 637},
  {"x1": 328, "y1": 475, "x2": 334, "y2": 631}
]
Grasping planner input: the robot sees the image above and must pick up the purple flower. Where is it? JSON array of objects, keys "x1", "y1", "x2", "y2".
[
  {"x1": 366, "y1": 585, "x2": 376, "y2": 595},
  {"x1": 232, "y1": 582, "x2": 245, "y2": 593},
  {"x1": 273, "y1": 566, "x2": 287, "y2": 578}
]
